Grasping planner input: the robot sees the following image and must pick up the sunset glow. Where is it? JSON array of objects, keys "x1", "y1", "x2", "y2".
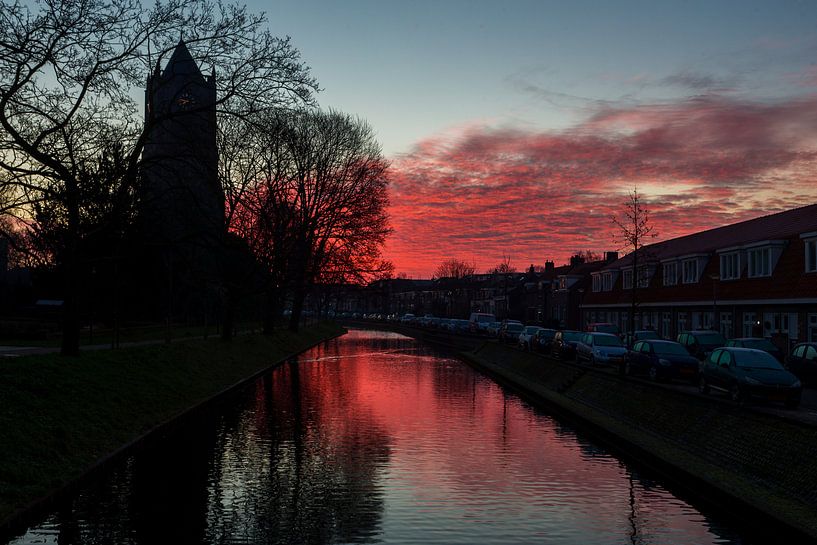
[{"x1": 385, "y1": 94, "x2": 817, "y2": 277}]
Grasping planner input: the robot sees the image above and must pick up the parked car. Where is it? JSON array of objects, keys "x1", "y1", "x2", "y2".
[
  {"x1": 486, "y1": 322, "x2": 502, "y2": 338},
  {"x1": 623, "y1": 329, "x2": 660, "y2": 348},
  {"x1": 534, "y1": 328, "x2": 558, "y2": 353},
  {"x1": 786, "y1": 342, "x2": 817, "y2": 386},
  {"x1": 725, "y1": 337, "x2": 784, "y2": 362},
  {"x1": 498, "y1": 321, "x2": 524, "y2": 344},
  {"x1": 698, "y1": 347, "x2": 802, "y2": 408},
  {"x1": 576, "y1": 332, "x2": 626, "y2": 366},
  {"x1": 586, "y1": 322, "x2": 621, "y2": 335},
  {"x1": 469, "y1": 312, "x2": 497, "y2": 335},
  {"x1": 677, "y1": 330, "x2": 726, "y2": 360},
  {"x1": 518, "y1": 326, "x2": 545, "y2": 350},
  {"x1": 400, "y1": 313, "x2": 416, "y2": 324},
  {"x1": 451, "y1": 319, "x2": 471, "y2": 334},
  {"x1": 551, "y1": 330, "x2": 583, "y2": 360},
  {"x1": 622, "y1": 339, "x2": 699, "y2": 382}
]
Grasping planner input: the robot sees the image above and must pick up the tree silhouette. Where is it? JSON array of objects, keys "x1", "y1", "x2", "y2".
[
  {"x1": 0, "y1": 0, "x2": 318, "y2": 354},
  {"x1": 433, "y1": 258, "x2": 476, "y2": 279},
  {"x1": 612, "y1": 188, "x2": 657, "y2": 335}
]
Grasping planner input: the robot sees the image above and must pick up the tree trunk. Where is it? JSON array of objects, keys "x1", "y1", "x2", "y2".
[{"x1": 289, "y1": 283, "x2": 305, "y2": 332}]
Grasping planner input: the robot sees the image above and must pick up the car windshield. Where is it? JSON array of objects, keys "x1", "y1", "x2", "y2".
[
  {"x1": 734, "y1": 350, "x2": 785, "y2": 370},
  {"x1": 696, "y1": 333, "x2": 726, "y2": 346},
  {"x1": 594, "y1": 335, "x2": 622, "y2": 347},
  {"x1": 637, "y1": 331, "x2": 660, "y2": 340},
  {"x1": 653, "y1": 343, "x2": 688, "y2": 356},
  {"x1": 742, "y1": 339, "x2": 778, "y2": 352},
  {"x1": 507, "y1": 324, "x2": 524, "y2": 332},
  {"x1": 562, "y1": 331, "x2": 582, "y2": 342}
]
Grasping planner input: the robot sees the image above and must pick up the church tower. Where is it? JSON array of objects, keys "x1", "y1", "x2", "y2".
[
  {"x1": 139, "y1": 40, "x2": 224, "y2": 318},
  {"x1": 142, "y1": 39, "x2": 223, "y2": 249}
]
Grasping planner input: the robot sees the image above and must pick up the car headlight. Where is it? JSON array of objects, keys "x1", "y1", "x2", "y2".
[
  {"x1": 792, "y1": 380, "x2": 802, "y2": 388},
  {"x1": 658, "y1": 358, "x2": 671, "y2": 366},
  {"x1": 744, "y1": 376, "x2": 761, "y2": 385}
]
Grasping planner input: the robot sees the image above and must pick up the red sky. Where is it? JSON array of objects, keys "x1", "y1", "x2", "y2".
[{"x1": 384, "y1": 94, "x2": 817, "y2": 278}]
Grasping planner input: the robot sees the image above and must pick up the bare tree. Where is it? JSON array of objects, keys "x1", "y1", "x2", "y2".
[
  {"x1": 612, "y1": 188, "x2": 657, "y2": 335},
  {"x1": 0, "y1": 0, "x2": 318, "y2": 354},
  {"x1": 230, "y1": 109, "x2": 391, "y2": 332},
  {"x1": 433, "y1": 258, "x2": 476, "y2": 279},
  {"x1": 488, "y1": 254, "x2": 516, "y2": 274},
  {"x1": 571, "y1": 250, "x2": 602, "y2": 263}
]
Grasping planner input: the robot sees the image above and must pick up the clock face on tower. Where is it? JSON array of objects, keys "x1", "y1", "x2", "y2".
[{"x1": 176, "y1": 91, "x2": 196, "y2": 109}]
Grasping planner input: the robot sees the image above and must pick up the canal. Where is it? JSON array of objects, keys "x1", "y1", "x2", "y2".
[{"x1": 9, "y1": 329, "x2": 761, "y2": 544}]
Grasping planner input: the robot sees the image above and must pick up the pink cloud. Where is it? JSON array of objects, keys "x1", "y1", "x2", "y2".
[{"x1": 386, "y1": 95, "x2": 817, "y2": 278}]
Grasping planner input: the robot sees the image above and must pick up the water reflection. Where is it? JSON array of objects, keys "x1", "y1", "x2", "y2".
[{"x1": 10, "y1": 329, "x2": 757, "y2": 544}]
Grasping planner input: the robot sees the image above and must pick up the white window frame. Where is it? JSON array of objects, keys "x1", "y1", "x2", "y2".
[
  {"x1": 602, "y1": 272, "x2": 613, "y2": 291},
  {"x1": 592, "y1": 274, "x2": 601, "y2": 293},
  {"x1": 743, "y1": 312, "x2": 757, "y2": 337},
  {"x1": 802, "y1": 232, "x2": 817, "y2": 273},
  {"x1": 720, "y1": 312, "x2": 732, "y2": 339},
  {"x1": 747, "y1": 247, "x2": 771, "y2": 278},
  {"x1": 663, "y1": 261, "x2": 677, "y2": 286},
  {"x1": 682, "y1": 259, "x2": 698, "y2": 284},
  {"x1": 622, "y1": 269, "x2": 633, "y2": 290},
  {"x1": 720, "y1": 252, "x2": 740, "y2": 280}
]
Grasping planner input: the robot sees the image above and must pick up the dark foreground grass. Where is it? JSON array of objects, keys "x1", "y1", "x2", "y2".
[{"x1": 0, "y1": 322, "x2": 344, "y2": 523}]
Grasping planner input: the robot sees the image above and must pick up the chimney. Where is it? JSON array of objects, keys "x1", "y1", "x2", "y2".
[
  {"x1": 545, "y1": 260, "x2": 554, "y2": 273},
  {"x1": 570, "y1": 255, "x2": 585, "y2": 267},
  {"x1": 605, "y1": 251, "x2": 619, "y2": 263}
]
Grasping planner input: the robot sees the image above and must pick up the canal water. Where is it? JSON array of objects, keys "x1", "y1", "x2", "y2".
[{"x1": 9, "y1": 329, "x2": 759, "y2": 544}]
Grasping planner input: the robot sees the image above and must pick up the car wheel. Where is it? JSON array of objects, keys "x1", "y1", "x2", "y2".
[
  {"x1": 698, "y1": 377, "x2": 710, "y2": 395},
  {"x1": 730, "y1": 384, "x2": 745, "y2": 403},
  {"x1": 648, "y1": 366, "x2": 659, "y2": 382}
]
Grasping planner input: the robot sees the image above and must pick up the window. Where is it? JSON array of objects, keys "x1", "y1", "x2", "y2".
[
  {"x1": 592, "y1": 274, "x2": 601, "y2": 292},
  {"x1": 792, "y1": 345, "x2": 805, "y2": 358},
  {"x1": 637, "y1": 266, "x2": 651, "y2": 288},
  {"x1": 602, "y1": 272, "x2": 613, "y2": 291},
  {"x1": 720, "y1": 252, "x2": 740, "y2": 280},
  {"x1": 663, "y1": 262, "x2": 677, "y2": 286},
  {"x1": 743, "y1": 312, "x2": 757, "y2": 337},
  {"x1": 682, "y1": 259, "x2": 698, "y2": 283},
  {"x1": 720, "y1": 312, "x2": 732, "y2": 339},
  {"x1": 677, "y1": 313, "x2": 687, "y2": 334},
  {"x1": 806, "y1": 239, "x2": 817, "y2": 273},
  {"x1": 622, "y1": 269, "x2": 633, "y2": 290},
  {"x1": 662, "y1": 312, "x2": 671, "y2": 339},
  {"x1": 809, "y1": 314, "x2": 817, "y2": 342},
  {"x1": 748, "y1": 247, "x2": 771, "y2": 277},
  {"x1": 807, "y1": 346, "x2": 817, "y2": 361}
]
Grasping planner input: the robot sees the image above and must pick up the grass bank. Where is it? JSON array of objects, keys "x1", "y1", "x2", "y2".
[{"x1": 0, "y1": 322, "x2": 344, "y2": 526}]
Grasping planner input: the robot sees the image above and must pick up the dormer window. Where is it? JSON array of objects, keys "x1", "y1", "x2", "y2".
[
  {"x1": 637, "y1": 265, "x2": 653, "y2": 288},
  {"x1": 663, "y1": 261, "x2": 677, "y2": 286},
  {"x1": 747, "y1": 247, "x2": 771, "y2": 278},
  {"x1": 602, "y1": 271, "x2": 614, "y2": 291},
  {"x1": 622, "y1": 269, "x2": 633, "y2": 290},
  {"x1": 720, "y1": 252, "x2": 740, "y2": 280},
  {"x1": 682, "y1": 259, "x2": 698, "y2": 284},
  {"x1": 592, "y1": 274, "x2": 601, "y2": 292},
  {"x1": 802, "y1": 232, "x2": 817, "y2": 273}
]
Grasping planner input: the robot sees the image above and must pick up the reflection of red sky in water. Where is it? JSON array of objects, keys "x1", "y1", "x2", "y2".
[
  {"x1": 385, "y1": 95, "x2": 817, "y2": 277},
  {"x1": 288, "y1": 330, "x2": 721, "y2": 541}
]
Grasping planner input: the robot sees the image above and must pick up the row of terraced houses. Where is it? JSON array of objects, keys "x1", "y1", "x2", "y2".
[
  {"x1": 334, "y1": 204, "x2": 817, "y2": 350},
  {"x1": 581, "y1": 203, "x2": 817, "y2": 347}
]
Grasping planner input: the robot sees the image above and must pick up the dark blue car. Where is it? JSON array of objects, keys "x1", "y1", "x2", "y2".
[{"x1": 622, "y1": 339, "x2": 699, "y2": 382}]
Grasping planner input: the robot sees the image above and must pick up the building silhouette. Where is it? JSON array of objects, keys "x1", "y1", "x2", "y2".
[{"x1": 138, "y1": 40, "x2": 225, "y2": 320}]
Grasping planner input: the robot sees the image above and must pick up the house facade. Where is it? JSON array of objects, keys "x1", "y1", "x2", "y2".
[{"x1": 582, "y1": 204, "x2": 817, "y2": 352}]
